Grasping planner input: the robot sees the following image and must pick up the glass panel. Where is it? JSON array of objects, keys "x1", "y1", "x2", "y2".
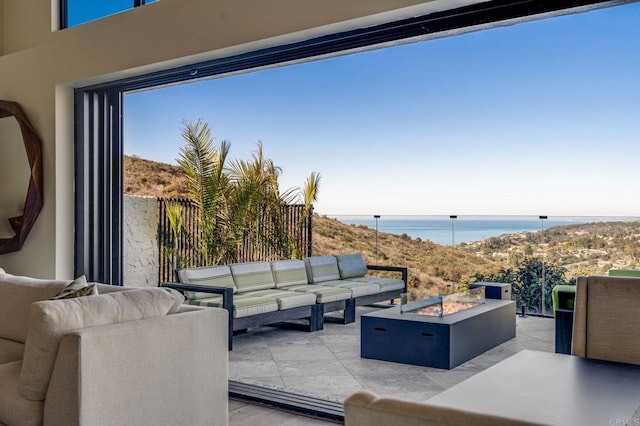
[
  {"x1": 401, "y1": 287, "x2": 486, "y2": 317},
  {"x1": 67, "y1": 0, "x2": 134, "y2": 27}
]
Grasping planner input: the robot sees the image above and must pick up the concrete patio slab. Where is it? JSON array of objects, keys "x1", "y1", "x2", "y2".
[{"x1": 229, "y1": 306, "x2": 555, "y2": 403}]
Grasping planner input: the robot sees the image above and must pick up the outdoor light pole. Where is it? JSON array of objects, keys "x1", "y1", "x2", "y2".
[
  {"x1": 374, "y1": 215, "x2": 381, "y2": 264},
  {"x1": 450, "y1": 215, "x2": 457, "y2": 283},
  {"x1": 540, "y1": 215, "x2": 548, "y2": 316},
  {"x1": 450, "y1": 215, "x2": 457, "y2": 246}
]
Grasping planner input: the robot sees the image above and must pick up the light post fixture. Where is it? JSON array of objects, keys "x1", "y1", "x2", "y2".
[
  {"x1": 450, "y1": 215, "x2": 457, "y2": 246},
  {"x1": 374, "y1": 215, "x2": 381, "y2": 264},
  {"x1": 450, "y1": 215, "x2": 457, "y2": 283},
  {"x1": 539, "y1": 215, "x2": 547, "y2": 315}
]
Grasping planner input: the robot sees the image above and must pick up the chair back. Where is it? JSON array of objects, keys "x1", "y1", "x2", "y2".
[{"x1": 572, "y1": 275, "x2": 640, "y2": 364}]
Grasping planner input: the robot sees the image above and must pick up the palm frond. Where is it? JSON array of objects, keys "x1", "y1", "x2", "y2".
[{"x1": 302, "y1": 172, "x2": 321, "y2": 211}]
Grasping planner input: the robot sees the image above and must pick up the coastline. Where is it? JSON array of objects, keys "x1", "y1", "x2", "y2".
[{"x1": 330, "y1": 215, "x2": 640, "y2": 246}]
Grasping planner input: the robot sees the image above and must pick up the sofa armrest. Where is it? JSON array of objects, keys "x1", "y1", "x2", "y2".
[
  {"x1": 162, "y1": 282, "x2": 234, "y2": 349},
  {"x1": 44, "y1": 308, "x2": 229, "y2": 426},
  {"x1": 366, "y1": 265, "x2": 408, "y2": 292}
]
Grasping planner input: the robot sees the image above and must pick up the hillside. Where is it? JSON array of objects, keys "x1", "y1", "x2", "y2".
[
  {"x1": 462, "y1": 221, "x2": 640, "y2": 277},
  {"x1": 312, "y1": 215, "x2": 499, "y2": 295},
  {"x1": 312, "y1": 216, "x2": 640, "y2": 294},
  {"x1": 124, "y1": 155, "x2": 189, "y2": 198}
]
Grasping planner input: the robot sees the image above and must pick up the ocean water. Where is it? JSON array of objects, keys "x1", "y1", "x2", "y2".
[{"x1": 331, "y1": 215, "x2": 638, "y2": 246}]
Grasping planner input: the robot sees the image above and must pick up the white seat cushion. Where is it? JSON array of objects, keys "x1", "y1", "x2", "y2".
[
  {"x1": 319, "y1": 280, "x2": 380, "y2": 297},
  {"x1": 188, "y1": 294, "x2": 279, "y2": 318},
  {"x1": 242, "y1": 289, "x2": 316, "y2": 310},
  {"x1": 346, "y1": 276, "x2": 405, "y2": 292},
  {"x1": 285, "y1": 284, "x2": 352, "y2": 303}
]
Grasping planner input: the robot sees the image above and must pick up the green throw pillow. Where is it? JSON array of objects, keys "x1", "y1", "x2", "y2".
[{"x1": 48, "y1": 275, "x2": 96, "y2": 300}]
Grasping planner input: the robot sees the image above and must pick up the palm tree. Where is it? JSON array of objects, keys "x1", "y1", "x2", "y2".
[
  {"x1": 177, "y1": 118, "x2": 237, "y2": 264},
  {"x1": 227, "y1": 141, "x2": 292, "y2": 260},
  {"x1": 172, "y1": 119, "x2": 320, "y2": 264}
]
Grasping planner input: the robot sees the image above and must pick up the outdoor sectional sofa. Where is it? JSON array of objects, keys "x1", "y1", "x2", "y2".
[
  {"x1": 163, "y1": 254, "x2": 407, "y2": 349},
  {"x1": 0, "y1": 268, "x2": 228, "y2": 426}
]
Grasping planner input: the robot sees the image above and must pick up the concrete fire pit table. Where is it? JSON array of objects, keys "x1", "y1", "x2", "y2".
[{"x1": 360, "y1": 295, "x2": 516, "y2": 369}]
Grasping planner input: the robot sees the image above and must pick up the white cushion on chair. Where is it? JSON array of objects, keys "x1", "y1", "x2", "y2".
[
  {"x1": 304, "y1": 256, "x2": 340, "y2": 283},
  {"x1": 178, "y1": 265, "x2": 236, "y2": 299},
  {"x1": 271, "y1": 259, "x2": 309, "y2": 288},
  {"x1": 336, "y1": 253, "x2": 368, "y2": 279},
  {"x1": 229, "y1": 262, "x2": 275, "y2": 293}
]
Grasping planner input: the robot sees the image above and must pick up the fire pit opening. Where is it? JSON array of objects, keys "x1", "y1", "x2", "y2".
[{"x1": 401, "y1": 287, "x2": 485, "y2": 317}]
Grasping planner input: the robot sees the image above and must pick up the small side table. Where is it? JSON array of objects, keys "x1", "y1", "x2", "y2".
[
  {"x1": 552, "y1": 285, "x2": 576, "y2": 355},
  {"x1": 555, "y1": 309, "x2": 574, "y2": 355},
  {"x1": 469, "y1": 281, "x2": 511, "y2": 300}
]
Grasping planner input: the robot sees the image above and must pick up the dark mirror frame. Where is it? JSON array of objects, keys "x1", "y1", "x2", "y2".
[{"x1": 0, "y1": 100, "x2": 44, "y2": 254}]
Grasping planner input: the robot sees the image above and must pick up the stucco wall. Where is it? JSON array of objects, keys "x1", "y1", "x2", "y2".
[
  {"x1": 123, "y1": 195, "x2": 159, "y2": 288},
  {"x1": 0, "y1": 0, "x2": 486, "y2": 278}
]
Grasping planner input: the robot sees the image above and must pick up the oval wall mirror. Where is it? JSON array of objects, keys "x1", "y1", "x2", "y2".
[{"x1": 0, "y1": 100, "x2": 44, "y2": 254}]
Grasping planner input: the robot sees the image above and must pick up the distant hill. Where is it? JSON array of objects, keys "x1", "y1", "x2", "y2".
[
  {"x1": 462, "y1": 221, "x2": 640, "y2": 278},
  {"x1": 124, "y1": 155, "x2": 189, "y2": 198},
  {"x1": 125, "y1": 155, "x2": 640, "y2": 294}
]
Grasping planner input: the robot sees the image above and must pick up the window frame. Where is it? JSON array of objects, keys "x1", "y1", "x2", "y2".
[
  {"x1": 60, "y1": 0, "x2": 154, "y2": 30},
  {"x1": 73, "y1": 0, "x2": 629, "y2": 284}
]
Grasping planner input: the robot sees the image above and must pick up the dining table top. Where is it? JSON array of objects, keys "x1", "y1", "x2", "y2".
[{"x1": 427, "y1": 349, "x2": 640, "y2": 426}]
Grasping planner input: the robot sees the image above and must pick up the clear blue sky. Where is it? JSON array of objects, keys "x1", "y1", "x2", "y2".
[{"x1": 124, "y1": 3, "x2": 640, "y2": 217}]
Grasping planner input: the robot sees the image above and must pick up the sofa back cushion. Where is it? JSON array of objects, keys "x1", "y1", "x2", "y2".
[
  {"x1": 573, "y1": 275, "x2": 640, "y2": 365},
  {"x1": 19, "y1": 288, "x2": 176, "y2": 401},
  {"x1": 0, "y1": 273, "x2": 70, "y2": 343},
  {"x1": 230, "y1": 262, "x2": 275, "y2": 293},
  {"x1": 304, "y1": 256, "x2": 341, "y2": 283},
  {"x1": 271, "y1": 259, "x2": 309, "y2": 288},
  {"x1": 178, "y1": 265, "x2": 236, "y2": 299},
  {"x1": 336, "y1": 253, "x2": 368, "y2": 279},
  {"x1": 92, "y1": 284, "x2": 184, "y2": 313}
]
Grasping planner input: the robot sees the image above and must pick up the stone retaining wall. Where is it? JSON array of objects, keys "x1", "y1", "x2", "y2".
[{"x1": 123, "y1": 195, "x2": 159, "y2": 287}]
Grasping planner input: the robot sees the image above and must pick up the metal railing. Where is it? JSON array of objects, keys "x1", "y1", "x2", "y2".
[{"x1": 332, "y1": 214, "x2": 640, "y2": 316}]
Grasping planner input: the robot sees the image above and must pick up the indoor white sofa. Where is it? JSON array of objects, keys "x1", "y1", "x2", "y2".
[{"x1": 0, "y1": 268, "x2": 229, "y2": 426}]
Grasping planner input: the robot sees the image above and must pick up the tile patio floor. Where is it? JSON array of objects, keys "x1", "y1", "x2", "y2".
[{"x1": 229, "y1": 306, "x2": 555, "y2": 403}]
